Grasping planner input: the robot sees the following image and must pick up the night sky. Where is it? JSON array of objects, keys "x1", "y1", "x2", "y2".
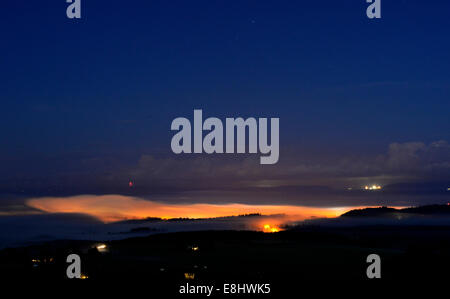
[{"x1": 1, "y1": 1, "x2": 450, "y2": 218}]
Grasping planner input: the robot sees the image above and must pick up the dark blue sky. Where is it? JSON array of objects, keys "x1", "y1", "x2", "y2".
[{"x1": 1, "y1": 1, "x2": 450, "y2": 204}]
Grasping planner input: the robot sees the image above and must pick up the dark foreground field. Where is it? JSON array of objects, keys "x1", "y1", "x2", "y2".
[{"x1": 1, "y1": 224, "x2": 450, "y2": 293}]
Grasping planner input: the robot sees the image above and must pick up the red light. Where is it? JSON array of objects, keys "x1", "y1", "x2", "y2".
[{"x1": 129, "y1": 181, "x2": 134, "y2": 187}]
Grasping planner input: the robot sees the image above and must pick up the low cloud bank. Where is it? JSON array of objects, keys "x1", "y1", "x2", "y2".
[{"x1": 26, "y1": 194, "x2": 354, "y2": 223}]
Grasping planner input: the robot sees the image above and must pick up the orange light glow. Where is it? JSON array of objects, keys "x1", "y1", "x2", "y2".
[
  {"x1": 184, "y1": 273, "x2": 195, "y2": 280},
  {"x1": 27, "y1": 195, "x2": 377, "y2": 223},
  {"x1": 262, "y1": 224, "x2": 280, "y2": 233}
]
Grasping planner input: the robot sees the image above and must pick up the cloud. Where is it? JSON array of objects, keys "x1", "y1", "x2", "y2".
[
  {"x1": 26, "y1": 194, "x2": 353, "y2": 223},
  {"x1": 1, "y1": 141, "x2": 450, "y2": 204},
  {"x1": 123, "y1": 140, "x2": 450, "y2": 191},
  {"x1": 385, "y1": 140, "x2": 450, "y2": 176},
  {"x1": 0, "y1": 213, "x2": 103, "y2": 249}
]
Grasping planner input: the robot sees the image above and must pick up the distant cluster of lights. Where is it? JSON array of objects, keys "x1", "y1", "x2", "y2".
[
  {"x1": 364, "y1": 185, "x2": 382, "y2": 190},
  {"x1": 96, "y1": 243, "x2": 108, "y2": 252},
  {"x1": 31, "y1": 257, "x2": 55, "y2": 268}
]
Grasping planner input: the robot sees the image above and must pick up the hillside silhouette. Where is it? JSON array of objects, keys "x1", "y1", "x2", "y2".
[{"x1": 341, "y1": 204, "x2": 450, "y2": 218}]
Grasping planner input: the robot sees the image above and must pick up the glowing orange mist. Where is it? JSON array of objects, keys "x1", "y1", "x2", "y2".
[
  {"x1": 262, "y1": 224, "x2": 280, "y2": 233},
  {"x1": 27, "y1": 194, "x2": 365, "y2": 223}
]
